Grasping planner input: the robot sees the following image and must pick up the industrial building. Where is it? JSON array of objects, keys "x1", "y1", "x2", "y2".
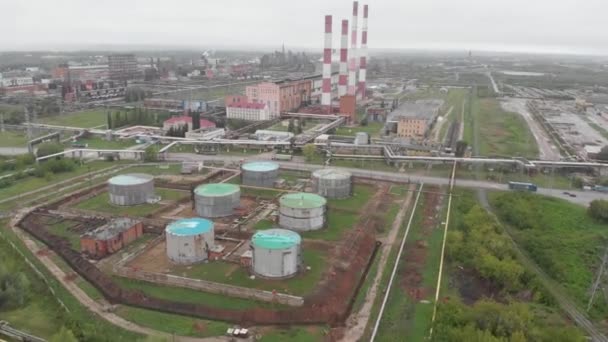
[
  {"x1": 107, "y1": 173, "x2": 155, "y2": 206},
  {"x1": 245, "y1": 78, "x2": 313, "y2": 118},
  {"x1": 312, "y1": 169, "x2": 352, "y2": 199},
  {"x1": 279, "y1": 192, "x2": 327, "y2": 231},
  {"x1": 250, "y1": 228, "x2": 302, "y2": 278},
  {"x1": 80, "y1": 218, "x2": 143, "y2": 258},
  {"x1": 194, "y1": 183, "x2": 241, "y2": 218},
  {"x1": 241, "y1": 161, "x2": 279, "y2": 187},
  {"x1": 163, "y1": 116, "x2": 216, "y2": 131},
  {"x1": 386, "y1": 100, "x2": 444, "y2": 139},
  {"x1": 165, "y1": 218, "x2": 215, "y2": 264},
  {"x1": 108, "y1": 54, "x2": 139, "y2": 81},
  {"x1": 226, "y1": 102, "x2": 270, "y2": 121}
]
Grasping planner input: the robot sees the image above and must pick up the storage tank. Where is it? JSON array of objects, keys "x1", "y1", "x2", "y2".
[
  {"x1": 251, "y1": 228, "x2": 301, "y2": 278},
  {"x1": 107, "y1": 173, "x2": 155, "y2": 206},
  {"x1": 194, "y1": 183, "x2": 240, "y2": 218},
  {"x1": 165, "y1": 218, "x2": 214, "y2": 264},
  {"x1": 311, "y1": 168, "x2": 352, "y2": 199},
  {"x1": 241, "y1": 161, "x2": 279, "y2": 187},
  {"x1": 279, "y1": 192, "x2": 327, "y2": 231}
]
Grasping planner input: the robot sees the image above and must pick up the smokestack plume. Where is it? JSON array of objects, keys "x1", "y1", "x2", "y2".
[
  {"x1": 338, "y1": 19, "x2": 349, "y2": 97},
  {"x1": 348, "y1": 1, "x2": 358, "y2": 96},
  {"x1": 322, "y1": 15, "x2": 333, "y2": 109},
  {"x1": 359, "y1": 4, "x2": 368, "y2": 98}
]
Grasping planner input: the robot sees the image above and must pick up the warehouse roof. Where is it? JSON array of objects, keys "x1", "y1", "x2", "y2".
[
  {"x1": 280, "y1": 192, "x2": 327, "y2": 209},
  {"x1": 166, "y1": 218, "x2": 213, "y2": 236},
  {"x1": 252, "y1": 228, "x2": 301, "y2": 249},
  {"x1": 242, "y1": 161, "x2": 279, "y2": 172},
  {"x1": 387, "y1": 99, "x2": 444, "y2": 122},
  {"x1": 108, "y1": 173, "x2": 153, "y2": 186},
  {"x1": 195, "y1": 183, "x2": 240, "y2": 196}
]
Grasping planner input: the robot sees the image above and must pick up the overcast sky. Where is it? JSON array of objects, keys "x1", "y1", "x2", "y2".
[{"x1": 2, "y1": 0, "x2": 608, "y2": 55}]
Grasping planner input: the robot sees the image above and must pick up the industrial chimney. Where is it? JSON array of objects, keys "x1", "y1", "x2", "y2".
[
  {"x1": 322, "y1": 15, "x2": 333, "y2": 110},
  {"x1": 348, "y1": 1, "x2": 358, "y2": 96},
  {"x1": 359, "y1": 4, "x2": 368, "y2": 98},
  {"x1": 338, "y1": 19, "x2": 349, "y2": 97}
]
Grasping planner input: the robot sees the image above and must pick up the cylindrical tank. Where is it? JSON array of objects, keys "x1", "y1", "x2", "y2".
[
  {"x1": 241, "y1": 161, "x2": 279, "y2": 188},
  {"x1": 311, "y1": 168, "x2": 352, "y2": 199},
  {"x1": 279, "y1": 192, "x2": 327, "y2": 231},
  {"x1": 107, "y1": 173, "x2": 155, "y2": 206},
  {"x1": 194, "y1": 183, "x2": 240, "y2": 218},
  {"x1": 165, "y1": 218, "x2": 214, "y2": 264},
  {"x1": 251, "y1": 228, "x2": 301, "y2": 278}
]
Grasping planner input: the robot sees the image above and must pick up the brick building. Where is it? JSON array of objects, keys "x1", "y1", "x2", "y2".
[
  {"x1": 226, "y1": 102, "x2": 270, "y2": 121},
  {"x1": 80, "y1": 218, "x2": 143, "y2": 258},
  {"x1": 245, "y1": 78, "x2": 312, "y2": 118},
  {"x1": 387, "y1": 100, "x2": 443, "y2": 139}
]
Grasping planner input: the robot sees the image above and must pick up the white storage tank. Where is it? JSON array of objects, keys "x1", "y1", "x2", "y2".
[
  {"x1": 194, "y1": 183, "x2": 241, "y2": 218},
  {"x1": 251, "y1": 228, "x2": 301, "y2": 278},
  {"x1": 241, "y1": 161, "x2": 279, "y2": 188},
  {"x1": 279, "y1": 192, "x2": 327, "y2": 231},
  {"x1": 166, "y1": 218, "x2": 214, "y2": 264},
  {"x1": 107, "y1": 173, "x2": 155, "y2": 206},
  {"x1": 311, "y1": 168, "x2": 352, "y2": 199}
]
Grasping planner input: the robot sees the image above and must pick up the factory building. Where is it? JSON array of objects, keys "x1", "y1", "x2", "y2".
[
  {"x1": 386, "y1": 100, "x2": 444, "y2": 139},
  {"x1": 312, "y1": 169, "x2": 352, "y2": 199},
  {"x1": 251, "y1": 228, "x2": 302, "y2": 278},
  {"x1": 279, "y1": 192, "x2": 327, "y2": 231},
  {"x1": 107, "y1": 173, "x2": 155, "y2": 206},
  {"x1": 245, "y1": 78, "x2": 313, "y2": 118},
  {"x1": 194, "y1": 183, "x2": 241, "y2": 218},
  {"x1": 81, "y1": 218, "x2": 143, "y2": 258},
  {"x1": 108, "y1": 54, "x2": 139, "y2": 81},
  {"x1": 241, "y1": 161, "x2": 279, "y2": 187},
  {"x1": 226, "y1": 102, "x2": 270, "y2": 121},
  {"x1": 165, "y1": 218, "x2": 215, "y2": 264}
]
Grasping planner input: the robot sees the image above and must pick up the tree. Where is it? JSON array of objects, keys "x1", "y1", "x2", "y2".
[
  {"x1": 287, "y1": 119, "x2": 295, "y2": 133},
  {"x1": 0, "y1": 265, "x2": 29, "y2": 310},
  {"x1": 597, "y1": 146, "x2": 608, "y2": 161},
  {"x1": 36, "y1": 142, "x2": 64, "y2": 159},
  {"x1": 360, "y1": 117, "x2": 368, "y2": 126},
  {"x1": 303, "y1": 144, "x2": 316, "y2": 162},
  {"x1": 455, "y1": 140, "x2": 468, "y2": 157},
  {"x1": 50, "y1": 327, "x2": 78, "y2": 342},
  {"x1": 588, "y1": 199, "x2": 608, "y2": 222},
  {"x1": 143, "y1": 146, "x2": 158, "y2": 162}
]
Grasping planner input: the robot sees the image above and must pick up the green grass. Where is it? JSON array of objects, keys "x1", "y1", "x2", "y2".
[
  {"x1": 326, "y1": 184, "x2": 374, "y2": 211},
  {"x1": 74, "y1": 188, "x2": 188, "y2": 216},
  {"x1": 438, "y1": 89, "x2": 467, "y2": 141},
  {"x1": 175, "y1": 249, "x2": 327, "y2": 296},
  {"x1": 279, "y1": 170, "x2": 309, "y2": 183},
  {"x1": 303, "y1": 210, "x2": 358, "y2": 241},
  {"x1": 242, "y1": 187, "x2": 283, "y2": 198},
  {"x1": 475, "y1": 98, "x2": 539, "y2": 158},
  {"x1": 254, "y1": 219, "x2": 275, "y2": 230},
  {"x1": 0, "y1": 131, "x2": 30, "y2": 147},
  {"x1": 40, "y1": 110, "x2": 108, "y2": 128},
  {"x1": 335, "y1": 122, "x2": 384, "y2": 137},
  {"x1": 115, "y1": 306, "x2": 231, "y2": 338},
  {"x1": 489, "y1": 192, "x2": 608, "y2": 318},
  {"x1": 258, "y1": 325, "x2": 328, "y2": 341},
  {"x1": 68, "y1": 137, "x2": 136, "y2": 149},
  {"x1": 267, "y1": 121, "x2": 290, "y2": 132},
  {"x1": 588, "y1": 121, "x2": 608, "y2": 140},
  {"x1": 47, "y1": 221, "x2": 81, "y2": 250},
  {"x1": 112, "y1": 276, "x2": 285, "y2": 310}
]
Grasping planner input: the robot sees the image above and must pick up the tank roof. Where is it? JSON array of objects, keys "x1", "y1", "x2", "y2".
[
  {"x1": 252, "y1": 228, "x2": 301, "y2": 249},
  {"x1": 242, "y1": 161, "x2": 279, "y2": 172},
  {"x1": 166, "y1": 218, "x2": 213, "y2": 236},
  {"x1": 108, "y1": 173, "x2": 153, "y2": 186},
  {"x1": 313, "y1": 168, "x2": 352, "y2": 180},
  {"x1": 280, "y1": 192, "x2": 327, "y2": 209},
  {"x1": 195, "y1": 183, "x2": 240, "y2": 196}
]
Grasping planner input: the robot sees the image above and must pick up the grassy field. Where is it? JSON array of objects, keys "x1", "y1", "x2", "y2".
[
  {"x1": 0, "y1": 131, "x2": 30, "y2": 147},
  {"x1": 74, "y1": 188, "x2": 188, "y2": 216},
  {"x1": 174, "y1": 249, "x2": 327, "y2": 296},
  {"x1": 112, "y1": 276, "x2": 286, "y2": 310},
  {"x1": 40, "y1": 110, "x2": 108, "y2": 128},
  {"x1": 490, "y1": 192, "x2": 608, "y2": 318},
  {"x1": 254, "y1": 218, "x2": 275, "y2": 230},
  {"x1": 475, "y1": 98, "x2": 539, "y2": 158},
  {"x1": 335, "y1": 122, "x2": 384, "y2": 137},
  {"x1": 68, "y1": 137, "x2": 136, "y2": 149},
  {"x1": 258, "y1": 325, "x2": 328, "y2": 341},
  {"x1": 242, "y1": 186, "x2": 283, "y2": 199},
  {"x1": 438, "y1": 89, "x2": 467, "y2": 141},
  {"x1": 47, "y1": 221, "x2": 82, "y2": 250},
  {"x1": 326, "y1": 184, "x2": 374, "y2": 211}
]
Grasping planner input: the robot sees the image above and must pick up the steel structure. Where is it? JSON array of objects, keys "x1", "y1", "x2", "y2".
[
  {"x1": 279, "y1": 192, "x2": 327, "y2": 231},
  {"x1": 194, "y1": 183, "x2": 241, "y2": 218},
  {"x1": 251, "y1": 228, "x2": 302, "y2": 278},
  {"x1": 107, "y1": 173, "x2": 155, "y2": 206},
  {"x1": 312, "y1": 168, "x2": 352, "y2": 199},
  {"x1": 241, "y1": 161, "x2": 279, "y2": 187},
  {"x1": 166, "y1": 218, "x2": 215, "y2": 264}
]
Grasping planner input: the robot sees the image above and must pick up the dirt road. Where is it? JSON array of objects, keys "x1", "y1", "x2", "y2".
[
  {"x1": 339, "y1": 184, "x2": 416, "y2": 342},
  {"x1": 432, "y1": 106, "x2": 453, "y2": 143}
]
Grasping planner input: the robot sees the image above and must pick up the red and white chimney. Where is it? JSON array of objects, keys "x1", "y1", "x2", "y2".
[
  {"x1": 322, "y1": 15, "x2": 333, "y2": 109},
  {"x1": 338, "y1": 19, "x2": 349, "y2": 97},
  {"x1": 348, "y1": 1, "x2": 358, "y2": 96},
  {"x1": 359, "y1": 4, "x2": 368, "y2": 98}
]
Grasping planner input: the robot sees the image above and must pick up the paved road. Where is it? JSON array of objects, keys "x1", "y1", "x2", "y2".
[{"x1": 168, "y1": 153, "x2": 607, "y2": 206}]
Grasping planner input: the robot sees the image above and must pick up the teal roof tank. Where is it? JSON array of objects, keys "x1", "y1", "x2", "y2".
[
  {"x1": 279, "y1": 192, "x2": 327, "y2": 209},
  {"x1": 166, "y1": 218, "x2": 213, "y2": 236},
  {"x1": 194, "y1": 183, "x2": 240, "y2": 196},
  {"x1": 108, "y1": 173, "x2": 153, "y2": 186},
  {"x1": 242, "y1": 161, "x2": 279, "y2": 172},
  {"x1": 252, "y1": 228, "x2": 301, "y2": 249}
]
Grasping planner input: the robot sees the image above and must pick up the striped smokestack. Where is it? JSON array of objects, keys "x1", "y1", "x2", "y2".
[
  {"x1": 322, "y1": 15, "x2": 333, "y2": 109},
  {"x1": 359, "y1": 4, "x2": 368, "y2": 98},
  {"x1": 348, "y1": 1, "x2": 358, "y2": 96},
  {"x1": 338, "y1": 19, "x2": 349, "y2": 97}
]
